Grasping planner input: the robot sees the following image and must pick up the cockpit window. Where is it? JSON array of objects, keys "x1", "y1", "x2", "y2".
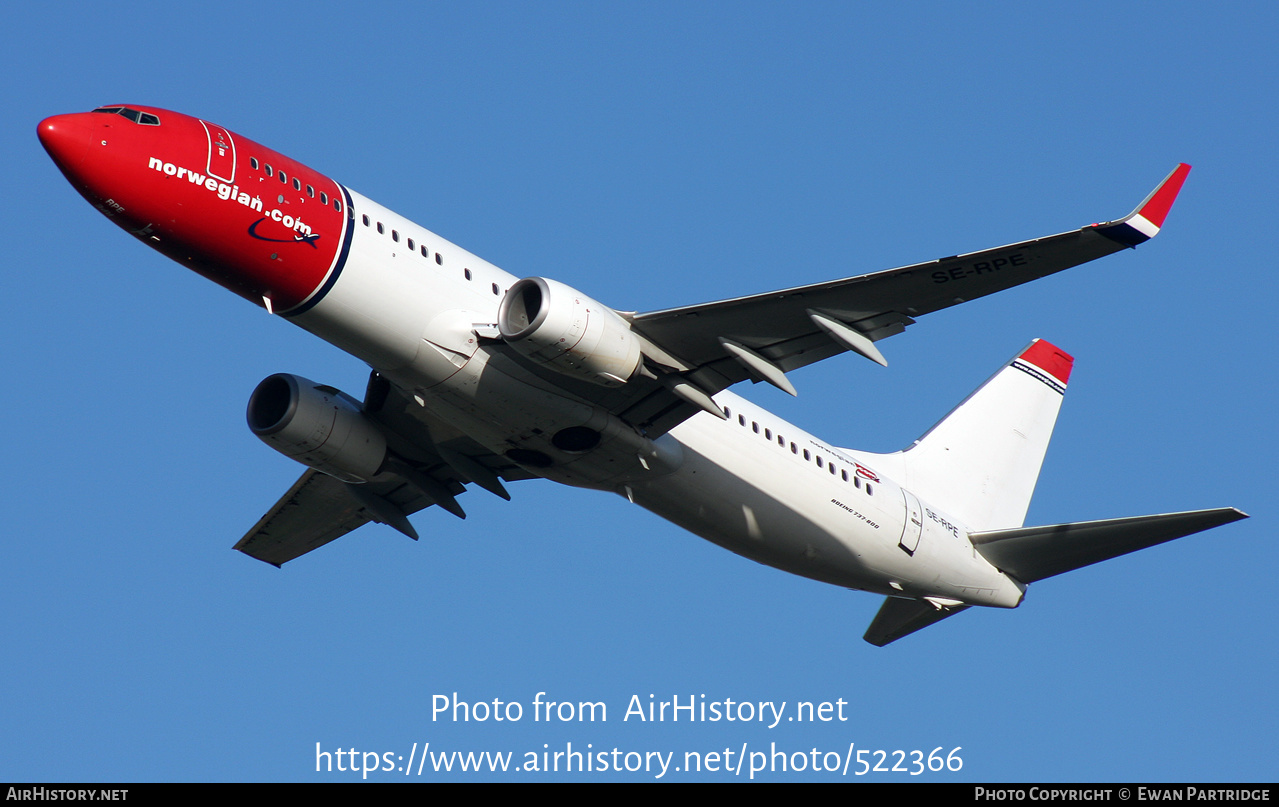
[{"x1": 90, "y1": 106, "x2": 161, "y2": 126}]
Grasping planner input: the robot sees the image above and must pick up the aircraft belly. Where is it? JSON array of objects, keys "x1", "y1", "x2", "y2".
[
  {"x1": 634, "y1": 410, "x2": 1024, "y2": 605},
  {"x1": 629, "y1": 419, "x2": 895, "y2": 592}
]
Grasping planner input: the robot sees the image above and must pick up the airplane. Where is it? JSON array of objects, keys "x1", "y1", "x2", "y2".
[{"x1": 38, "y1": 104, "x2": 1246, "y2": 646}]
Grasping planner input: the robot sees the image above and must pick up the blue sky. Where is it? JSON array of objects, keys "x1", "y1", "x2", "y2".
[{"x1": 5, "y1": 1, "x2": 1274, "y2": 782}]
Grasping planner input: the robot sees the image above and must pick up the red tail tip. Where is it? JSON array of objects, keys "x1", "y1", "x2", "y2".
[{"x1": 1019, "y1": 339, "x2": 1073, "y2": 385}]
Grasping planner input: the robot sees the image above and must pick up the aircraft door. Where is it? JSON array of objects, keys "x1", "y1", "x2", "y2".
[
  {"x1": 899, "y1": 489, "x2": 923, "y2": 555},
  {"x1": 200, "y1": 120, "x2": 236, "y2": 183}
]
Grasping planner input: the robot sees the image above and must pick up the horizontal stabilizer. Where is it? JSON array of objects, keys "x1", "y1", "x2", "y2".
[
  {"x1": 970, "y1": 507, "x2": 1247, "y2": 583},
  {"x1": 863, "y1": 597, "x2": 970, "y2": 647}
]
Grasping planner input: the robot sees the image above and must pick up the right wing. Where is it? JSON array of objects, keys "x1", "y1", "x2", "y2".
[
  {"x1": 629, "y1": 163, "x2": 1191, "y2": 386},
  {"x1": 484, "y1": 164, "x2": 1191, "y2": 439}
]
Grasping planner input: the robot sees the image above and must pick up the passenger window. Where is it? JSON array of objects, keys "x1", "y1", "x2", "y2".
[
  {"x1": 738, "y1": 415, "x2": 746, "y2": 426},
  {"x1": 492, "y1": 283, "x2": 500, "y2": 295},
  {"x1": 421, "y1": 245, "x2": 429, "y2": 258},
  {"x1": 841, "y1": 470, "x2": 849, "y2": 482},
  {"x1": 362, "y1": 215, "x2": 370, "y2": 226},
  {"x1": 265, "y1": 165, "x2": 273, "y2": 177},
  {"x1": 752, "y1": 422, "x2": 759, "y2": 434},
  {"x1": 377, "y1": 222, "x2": 384, "y2": 234},
  {"x1": 803, "y1": 450, "x2": 811, "y2": 461},
  {"x1": 250, "y1": 157, "x2": 259, "y2": 170},
  {"x1": 392, "y1": 230, "x2": 399, "y2": 242},
  {"x1": 293, "y1": 178, "x2": 301, "y2": 191},
  {"x1": 436, "y1": 253, "x2": 443, "y2": 265},
  {"x1": 464, "y1": 269, "x2": 472, "y2": 280},
  {"x1": 306, "y1": 185, "x2": 315, "y2": 198},
  {"x1": 279, "y1": 171, "x2": 288, "y2": 184},
  {"x1": 334, "y1": 199, "x2": 342, "y2": 212},
  {"x1": 321, "y1": 192, "x2": 329, "y2": 205}
]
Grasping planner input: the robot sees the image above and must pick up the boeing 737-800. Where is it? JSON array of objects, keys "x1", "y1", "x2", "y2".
[{"x1": 37, "y1": 105, "x2": 1246, "y2": 645}]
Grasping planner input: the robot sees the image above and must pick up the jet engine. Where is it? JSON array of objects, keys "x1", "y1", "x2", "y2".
[
  {"x1": 246, "y1": 373, "x2": 387, "y2": 483},
  {"x1": 497, "y1": 277, "x2": 643, "y2": 387}
]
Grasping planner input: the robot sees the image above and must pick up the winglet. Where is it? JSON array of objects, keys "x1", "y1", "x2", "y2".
[{"x1": 1095, "y1": 163, "x2": 1191, "y2": 248}]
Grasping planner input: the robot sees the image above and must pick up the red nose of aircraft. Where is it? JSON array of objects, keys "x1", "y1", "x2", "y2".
[{"x1": 38, "y1": 113, "x2": 96, "y2": 178}]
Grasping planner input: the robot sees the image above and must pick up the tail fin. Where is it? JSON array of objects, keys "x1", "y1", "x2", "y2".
[{"x1": 845, "y1": 339, "x2": 1073, "y2": 531}]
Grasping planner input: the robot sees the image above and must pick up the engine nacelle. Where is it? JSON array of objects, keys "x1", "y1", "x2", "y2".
[
  {"x1": 246, "y1": 373, "x2": 387, "y2": 483},
  {"x1": 497, "y1": 277, "x2": 643, "y2": 387}
]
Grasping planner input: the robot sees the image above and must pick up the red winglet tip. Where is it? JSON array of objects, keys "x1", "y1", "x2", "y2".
[
  {"x1": 1138, "y1": 163, "x2": 1191, "y2": 229},
  {"x1": 1019, "y1": 338, "x2": 1074, "y2": 385}
]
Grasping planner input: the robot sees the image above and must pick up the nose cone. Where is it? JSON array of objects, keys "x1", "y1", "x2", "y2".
[{"x1": 38, "y1": 113, "x2": 94, "y2": 176}]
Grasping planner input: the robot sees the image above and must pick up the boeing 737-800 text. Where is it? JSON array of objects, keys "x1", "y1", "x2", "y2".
[{"x1": 38, "y1": 105, "x2": 1246, "y2": 645}]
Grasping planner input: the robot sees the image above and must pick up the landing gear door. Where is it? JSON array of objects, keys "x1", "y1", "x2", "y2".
[{"x1": 900, "y1": 489, "x2": 923, "y2": 555}]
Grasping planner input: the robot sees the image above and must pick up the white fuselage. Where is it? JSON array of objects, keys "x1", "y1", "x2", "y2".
[{"x1": 293, "y1": 187, "x2": 1024, "y2": 608}]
